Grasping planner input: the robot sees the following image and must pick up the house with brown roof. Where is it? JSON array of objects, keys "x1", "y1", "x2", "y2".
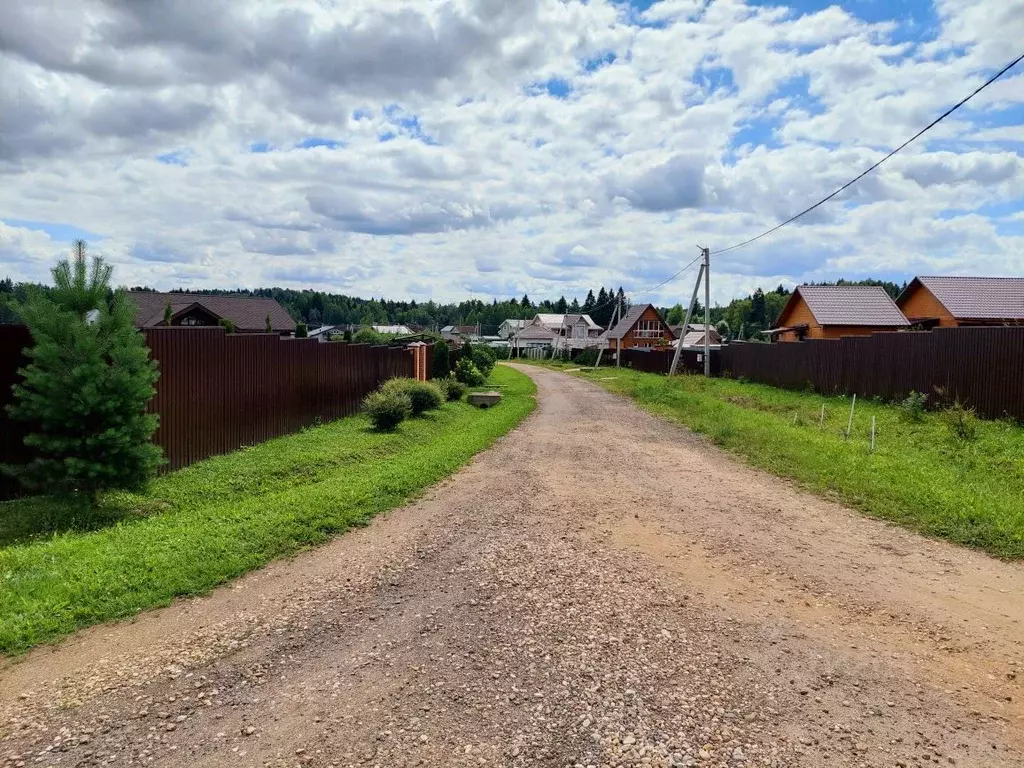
[
  {"x1": 768, "y1": 285, "x2": 909, "y2": 342},
  {"x1": 896, "y1": 276, "x2": 1024, "y2": 328},
  {"x1": 130, "y1": 292, "x2": 296, "y2": 335},
  {"x1": 440, "y1": 325, "x2": 480, "y2": 344},
  {"x1": 602, "y1": 303, "x2": 675, "y2": 352}
]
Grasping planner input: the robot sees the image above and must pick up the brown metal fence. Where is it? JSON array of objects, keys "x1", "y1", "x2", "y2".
[
  {"x1": 619, "y1": 347, "x2": 722, "y2": 376},
  {"x1": 721, "y1": 327, "x2": 1024, "y2": 421},
  {"x1": 0, "y1": 327, "x2": 430, "y2": 493},
  {"x1": 0, "y1": 325, "x2": 31, "y2": 499}
]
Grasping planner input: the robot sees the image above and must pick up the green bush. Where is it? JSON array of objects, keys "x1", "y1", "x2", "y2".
[
  {"x1": 5, "y1": 242, "x2": 163, "y2": 501},
  {"x1": 471, "y1": 344, "x2": 497, "y2": 376},
  {"x1": 295, "y1": 322, "x2": 308, "y2": 338},
  {"x1": 900, "y1": 390, "x2": 927, "y2": 422},
  {"x1": 455, "y1": 358, "x2": 485, "y2": 386},
  {"x1": 363, "y1": 389, "x2": 411, "y2": 431},
  {"x1": 441, "y1": 376, "x2": 467, "y2": 401},
  {"x1": 353, "y1": 327, "x2": 387, "y2": 345},
  {"x1": 575, "y1": 348, "x2": 599, "y2": 366},
  {"x1": 942, "y1": 400, "x2": 978, "y2": 443},
  {"x1": 381, "y1": 378, "x2": 443, "y2": 416},
  {"x1": 432, "y1": 340, "x2": 451, "y2": 378},
  {"x1": 218, "y1": 318, "x2": 236, "y2": 334}
]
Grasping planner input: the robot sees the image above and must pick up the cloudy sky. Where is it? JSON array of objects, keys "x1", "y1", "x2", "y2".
[{"x1": 1, "y1": 0, "x2": 1022, "y2": 306}]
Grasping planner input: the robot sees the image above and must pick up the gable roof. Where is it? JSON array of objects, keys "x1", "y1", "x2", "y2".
[
  {"x1": 776, "y1": 285, "x2": 909, "y2": 328},
  {"x1": 899, "y1": 276, "x2": 1024, "y2": 321},
  {"x1": 603, "y1": 303, "x2": 675, "y2": 340},
  {"x1": 131, "y1": 292, "x2": 296, "y2": 332},
  {"x1": 500, "y1": 318, "x2": 528, "y2": 329},
  {"x1": 515, "y1": 323, "x2": 557, "y2": 340},
  {"x1": 677, "y1": 331, "x2": 722, "y2": 348},
  {"x1": 561, "y1": 313, "x2": 601, "y2": 330}
]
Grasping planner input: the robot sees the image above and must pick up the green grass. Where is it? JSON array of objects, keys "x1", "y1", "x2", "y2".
[
  {"x1": 0, "y1": 366, "x2": 536, "y2": 655},
  {"x1": 544, "y1": 363, "x2": 1024, "y2": 560}
]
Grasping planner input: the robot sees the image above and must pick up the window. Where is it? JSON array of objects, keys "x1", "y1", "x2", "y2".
[
  {"x1": 634, "y1": 319, "x2": 663, "y2": 338},
  {"x1": 180, "y1": 315, "x2": 207, "y2": 326}
]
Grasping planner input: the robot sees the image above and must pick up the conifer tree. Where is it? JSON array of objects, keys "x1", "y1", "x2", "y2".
[{"x1": 5, "y1": 241, "x2": 162, "y2": 502}]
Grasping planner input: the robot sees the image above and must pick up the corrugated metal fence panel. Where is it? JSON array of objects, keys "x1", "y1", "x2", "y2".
[
  {"x1": 721, "y1": 328, "x2": 1024, "y2": 421},
  {"x1": 619, "y1": 347, "x2": 721, "y2": 375},
  {"x1": 0, "y1": 327, "x2": 424, "y2": 492},
  {"x1": 0, "y1": 325, "x2": 31, "y2": 499}
]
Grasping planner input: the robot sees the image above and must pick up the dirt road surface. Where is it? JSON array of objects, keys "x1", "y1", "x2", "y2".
[{"x1": 2, "y1": 365, "x2": 1022, "y2": 768}]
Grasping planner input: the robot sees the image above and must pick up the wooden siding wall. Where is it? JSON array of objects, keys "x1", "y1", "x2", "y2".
[
  {"x1": 898, "y1": 285, "x2": 957, "y2": 327},
  {"x1": 0, "y1": 327, "x2": 429, "y2": 495},
  {"x1": 722, "y1": 327, "x2": 1024, "y2": 421},
  {"x1": 616, "y1": 306, "x2": 675, "y2": 349}
]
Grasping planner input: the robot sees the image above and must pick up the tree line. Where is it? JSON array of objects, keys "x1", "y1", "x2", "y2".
[{"x1": 2, "y1": 274, "x2": 905, "y2": 339}]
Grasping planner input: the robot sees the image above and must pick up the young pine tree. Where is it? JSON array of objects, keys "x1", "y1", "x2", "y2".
[{"x1": 6, "y1": 241, "x2": 163, "y2": 502}]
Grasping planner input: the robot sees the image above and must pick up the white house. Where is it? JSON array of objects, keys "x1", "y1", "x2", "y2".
[
  {"x1": 510, "y1": 313, "x2": 604, "y2": 352},
  {"x1": 372, "y1": 325, "x2": 413, "y2": 335},
  {"x1": 498, "y1": 318, "x2": 528, "y2": 339}
]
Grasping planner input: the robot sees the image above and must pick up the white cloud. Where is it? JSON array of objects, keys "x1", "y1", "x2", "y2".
[{"x1": 0, "y1": 0, "x2": 1022, "y2": 307}]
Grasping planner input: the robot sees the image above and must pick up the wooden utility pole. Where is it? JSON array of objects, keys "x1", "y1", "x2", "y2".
[
  {"x1": 668, "y1": 248, "x2": 708, "y2": 377},
  {"x1": 594, "y1": 298, "x2": 620, "y2": 370}
]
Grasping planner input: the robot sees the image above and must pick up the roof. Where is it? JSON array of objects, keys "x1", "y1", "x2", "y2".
[
  {"x1": 372, "y1": 325, "x2": 412, "y2": 335},
  {"x1": 440, "y1": 325, "x2": 477, "y2": 335},
  {"x1": 515, "y1": 323, "x2": 557, "y2": 340},
  {"x1": 899, "y1": 276, "x2": 1024, "y2": 321},
  {"x1": 603, "y1": 303, "x2": 675, "y2": 340},
  {"x1": 500, "y1": 318, "x2": 528, "y2": 328},
  {"x1": 131, "y1": 292, "x2": 296, "y2": 332},
  {"x1": 670, "y1": 323, "x2": 715, "y2": 335},
  {"x1": 561, "y1": 313, "x2": 601, "y2": 330},
  {"x1": 678, "y1": 331, "x2": 722, "y2": 348},
  {"x1": 776, "y1": 286, "x2": 909, "y2": 328}
]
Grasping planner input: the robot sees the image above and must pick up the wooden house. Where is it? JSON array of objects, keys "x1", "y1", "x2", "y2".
[
  {"x1": 768, "y1": 285, "x2": 909, "y2": 342},
  {"x1": 897, "y1": 276, "x2": 1024, "y2": 328}
]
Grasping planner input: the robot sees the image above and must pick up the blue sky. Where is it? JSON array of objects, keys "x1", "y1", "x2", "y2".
[{"x1": 1, "y1": 0, "x2": 1022, "y2": 306}]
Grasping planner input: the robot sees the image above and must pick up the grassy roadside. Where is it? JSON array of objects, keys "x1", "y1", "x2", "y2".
[
  {"x1": 532, "y1": 362, "x2": 1024, "y2": 559},
  {"x1": 0, "y1": 366, "x2": 536, "y2": 655}
]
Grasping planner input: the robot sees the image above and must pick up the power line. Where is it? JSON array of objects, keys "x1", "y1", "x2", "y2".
[{"x1": 712, "y1": 50, "x2": 1024, "y2": 257}]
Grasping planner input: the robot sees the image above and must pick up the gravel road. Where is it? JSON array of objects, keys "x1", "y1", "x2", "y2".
[{"x1": 2, "y1": 364, "x2": 1022, "y2": 768}]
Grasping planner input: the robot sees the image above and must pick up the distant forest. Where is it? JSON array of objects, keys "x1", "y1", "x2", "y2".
[{"x1": 1, "y1": 276, "x2": 906, "y2": 340}]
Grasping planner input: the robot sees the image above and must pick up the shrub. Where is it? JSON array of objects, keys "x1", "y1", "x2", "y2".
[
  {"x1": 295, "y1": 322, "x2": 308, "y2": 338},
  {"x1": 353, "y1": 327, "x2": 386, "y2": 345},
  {"x1": 900, "y1": 391, "x2": 928, "y2": 422},
  {"x1": 575, "y1": 348, "x2": 599, "y2": 367},
  {"x1": 942, "y1": 400, "x2": 978, "y2": 443},
  {"x1": 455, "y1": 357, "x2": 485, "y2": 386},
  {"x1": 441, "y1": 376, "x2": 467, "y2": 401},
  {"x1": 381, "y1": 378, "x2": 443, "y2": 416},
  {"x1": 471, "y1": 345, "x2": 497, "y2": 376},
  {"x1": 5, "y1": 241, "x2": 163, "y2": 502},
  {"x1": 363, "y1": 389, "x2": 411, "y2": 431},
  {"x1": 343, "y1": 329, "x2": 353, "y2": 342},
  {"x1": 432, "y1": 340, "x2": 451, "y2": 378},
  {"x1": 218, "y1": 318, "x2": 236, "y2": 334}
]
